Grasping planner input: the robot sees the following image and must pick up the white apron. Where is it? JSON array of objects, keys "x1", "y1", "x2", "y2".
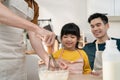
[
  {"x1": 0, "y1": 0, "x2": 34, "y2": 80},
  {"x1": 93, "y1": 42, "x2": 103, "y2": 71},
  {"x1": 93, "y1": 38, "x2": 111, "y2": 75},
  {"x1": 93, "y1": 42, "x2": 103, "y2": 76}
]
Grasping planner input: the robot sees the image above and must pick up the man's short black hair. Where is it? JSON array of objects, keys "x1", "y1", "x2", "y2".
[{"x1": 88, "y1": 13, "x2": 108, "y2": 24}]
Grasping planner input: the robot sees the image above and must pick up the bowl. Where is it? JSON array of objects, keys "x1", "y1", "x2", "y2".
[{"x1": 39, "y1": 70, "x2": 69, "y2": 80}]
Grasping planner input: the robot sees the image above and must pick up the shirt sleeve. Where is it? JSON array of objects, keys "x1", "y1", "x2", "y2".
[{"x1": 81, "y1": 50, "x2": 92, "y2": 74}]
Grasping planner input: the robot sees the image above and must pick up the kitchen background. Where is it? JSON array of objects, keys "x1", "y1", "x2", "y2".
[
  {"x1": 26, "y1": 0, "x2": 120, "y2": 80},
  {"x1": 36, "y1": 0, "x2": 120, "y2": 43}
]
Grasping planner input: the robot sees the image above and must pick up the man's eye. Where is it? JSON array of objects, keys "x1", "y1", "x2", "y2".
[
  {"x1": 91, "y1": 25, "x2": 94, "y2": 28},
  {"x1": 96, "y1": 23, "x2": 101, "y2": 27}
]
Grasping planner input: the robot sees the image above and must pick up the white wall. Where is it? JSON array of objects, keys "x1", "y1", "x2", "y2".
[
  {"x1": 36, "y1": 0, "x2": 87, "y2": 36},
  {"x1": 108, "y1": 22, "x2": 120, "y2": 38},
  {"x1": 36, "y1": 0, "x2": 120, "y2": 43}
]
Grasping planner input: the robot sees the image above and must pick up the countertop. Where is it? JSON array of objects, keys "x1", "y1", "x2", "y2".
[{"x1": 68, "y1": 74, "x2": 102, "y2": 80}]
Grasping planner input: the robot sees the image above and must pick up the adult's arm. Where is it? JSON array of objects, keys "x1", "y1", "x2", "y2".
[
  {"x1": 0, "y1": 2, "x2": 55, "y2": 46},
  {"x1": 27, "y1": 31, "x2": 49, "y2": 66}
]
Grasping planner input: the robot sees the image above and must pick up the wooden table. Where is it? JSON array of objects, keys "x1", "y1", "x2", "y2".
[{"x1": 68, "y1": 74, "x2": 102, "y2": 80}]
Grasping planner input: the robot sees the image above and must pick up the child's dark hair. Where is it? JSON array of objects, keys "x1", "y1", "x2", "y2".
[{"x1": 60, "y1": 23, "x2": 80, "y2": 48}]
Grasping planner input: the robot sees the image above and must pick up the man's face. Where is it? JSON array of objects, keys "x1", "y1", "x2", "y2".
[{"x1": 90, "y1": 18, "x2": 109, "y2": 39}]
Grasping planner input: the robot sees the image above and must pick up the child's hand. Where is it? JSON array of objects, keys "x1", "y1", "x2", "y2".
[{"x1": 57, "y1": 59, "x2": 68, "y2": 70}]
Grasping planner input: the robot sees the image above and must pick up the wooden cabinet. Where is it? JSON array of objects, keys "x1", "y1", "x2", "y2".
[{"x1": 87, "y1": 0, "x2": 120, "y2": 16}]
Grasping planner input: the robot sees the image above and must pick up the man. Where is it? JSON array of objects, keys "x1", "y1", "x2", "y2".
[{"x1": 83, "y1": 13, "x2": 120, "y2": 75}]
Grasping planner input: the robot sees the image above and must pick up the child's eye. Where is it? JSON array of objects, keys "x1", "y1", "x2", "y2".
[
  {"x1": 63, "y1": 36, "x2": 68, "y2": 38},
  {"x1": 64, "y1": 37, "x2": 67, "y2": 38},
  {"x1": 71, "y1": 36, "x2": 76, "y2": 38}
]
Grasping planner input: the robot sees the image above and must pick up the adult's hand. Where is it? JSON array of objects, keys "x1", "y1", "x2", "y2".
[{"x1": 35, "y1": 27, "x2": 56, "y2": 46}]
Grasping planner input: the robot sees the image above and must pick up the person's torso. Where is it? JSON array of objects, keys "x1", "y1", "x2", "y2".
[
  {"x1": 83, "y1": 38, "x2": 120, "y2": 70},
  {"x1": 53, "y1": 48, "x2": 85, "y2": 74},
  {"x1": 0, "y1": 0, "x2": 34, "y2": 59},
  {"x1": 53, "y1": 48, "x2": 84, "y2": 61}
]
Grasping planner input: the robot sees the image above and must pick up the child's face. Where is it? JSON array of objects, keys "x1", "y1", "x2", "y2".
[{"x1": 61, "y1": 34, "x2": 78, "y2": 50}]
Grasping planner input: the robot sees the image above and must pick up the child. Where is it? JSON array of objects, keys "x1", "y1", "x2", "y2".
[{"x1": 52, "y1": 23, "x2": 91, "y2": 74}]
